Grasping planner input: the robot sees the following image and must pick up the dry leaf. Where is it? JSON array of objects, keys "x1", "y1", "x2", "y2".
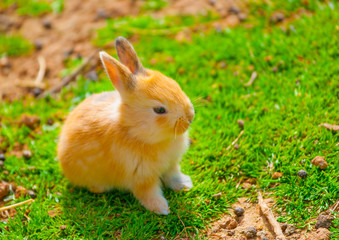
[{"x1": 319, "y1": 123, "x2": 339, "y2": 131}]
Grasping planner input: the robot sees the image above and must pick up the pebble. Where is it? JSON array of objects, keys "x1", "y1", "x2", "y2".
[
  {"x1": 229, "y1": 6, "x2": 241, "y2": 14},
  {"x1": 47, "y1": 118, "x2": 54, "y2": 125},
  {"x1": 270, "y1": 12, "x2": 285, "y2": 23},
  {"x1": 86, "y1": 70, "x2": 99, "y2": 81},
  {"x1": 0, "y1": 160, "x2": 4, "y2": 168},
  {"x1": 23, "y1": 150, "x2": 32, "y2": 160},
  {"x1": 42, "y1": 18, "x2": 52, "y2": 29},
  {"x1": 237, "y1": 119, "x2": 244, "y2": 128},
  {"x1": 234, "y1": 207, "x2": 244, "y2": 217},
  {"x1": 243, "y1": 226, "x2": 257, "y2": 238},
  {"x1": 234, "y1": 143, "x2": 240, "y2": 150},
  {"x1": 0, "y1": 153, "x2": 5, "y2": 161},
  {"x1": 226, "y1": 230, "x2": 235, "y2": 236},
  {"x1": 238, "y1": 13, "x2": 247, "y2": 21},
  {"x1": 315, "y1": 214, "x2": 334, "y2": 229},
  {"x1": 34, "y1": 40, "x2": 43, "y2": 51},
  {"x1": 96, "y1": 8, "x2": 110, "y2": 19},
  {"x1": 28, "y1": 190, "x2": 37, "y2": 199},
  {"x1": 257, "y1": 230, "x2": 267, "y2": 237},
  {"x1": 220, "y1": 217, "x2": 238, "y2": 230},
  {"x1": 63, "y1": 47, "x2": 74, "y2": 60},
  {"x1": 32, "y1": 87, "x2": 43, "y2": 97},
  {"x1": 297, "y1": 170, "x2": 307, "y2": 179},
  {"x1": 284, "y1": 224, "x2": 296, "y2": 236}
]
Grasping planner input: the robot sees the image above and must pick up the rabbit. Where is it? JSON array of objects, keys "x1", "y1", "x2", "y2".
[{"x1": 57, "y1": 37, "x2": 194, "y2": 215}]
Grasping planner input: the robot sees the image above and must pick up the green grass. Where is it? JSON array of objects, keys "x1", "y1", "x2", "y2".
[
  {"x1": 0, "y1": 0, "x2": 338, "y2": 239},
  {"x1": 0, "y1": 0, "x2": 64, "y2": 16},
  {"x1": 0, "y1": 34, "x2": 32, "y2": 56}
]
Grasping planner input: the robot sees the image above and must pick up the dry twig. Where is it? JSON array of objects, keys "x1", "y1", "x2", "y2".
[
  {"x1": 244, "y1": 71, "x2": 258, "y2": 87},
  {"x1": 319, "y1": 123, "x2": 339, "y2": 131},
  {"x1": 35, "y1": 56, "x2": 46, "y2": 85},
  {"x1": 0, "y1": 199, "x2": 34, "y2": 212},
  {"x1": 16, "y1": 56, "x2": 46, "y2": 89},
  {"x1": 258, "y1": 192, "x2": 286, "y2": 240},
  {"x1": 38, "y1": 50, "x2": 98, "y2": 99},
  {"x1": 225, "y1": 130, "x2": 244, "y2": 152}
]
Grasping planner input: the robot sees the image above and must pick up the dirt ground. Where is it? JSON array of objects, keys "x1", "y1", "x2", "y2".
[
  {"x1": 0, "y1": 0, "x2": 246, "y2": 100},
  {"x1": 206, "y1": 195, "x2": 335, "y2": 240}
]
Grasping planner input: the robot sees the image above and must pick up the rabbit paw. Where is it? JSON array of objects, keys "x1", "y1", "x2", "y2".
[
  {"x1": 141, "y1": 195, "x2": 170, "y2": 215},
  {"x1": 166, "y1": 173, "x2": 193, "y2": 191}
]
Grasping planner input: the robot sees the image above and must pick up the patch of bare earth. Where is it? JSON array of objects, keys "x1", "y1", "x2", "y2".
[
  {"x1": 206, "y1": 196, "x2": 335, "y2": 240},
  {"x1": 0, "y1": 0, "x2": 247, "y2": 100}
]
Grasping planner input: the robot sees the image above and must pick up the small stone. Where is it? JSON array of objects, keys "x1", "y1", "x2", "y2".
[
  {"x1": 243, "y1": 226, "x2": 257, "y2": 238},
  {"x1": 237, "y1": 119, "x2": 244, "y2": 128},
  {"x1": 284, "y1": 224, "x2": 296, "y2": 236},
  {"x1": 226, "y1": 230, "x2": 235, "y2": 236},
  {"x1": 257, "y1": 230, "x2": 267, "y2": 237},
  {"x1": 34, "y1": 40, "x2": 43, "y2": 51},
  {"x1": 0, "y1": 153, "x2": 5, "y2": 161},
  {"x1": 219, "y1": 61, "x2": 227, "y2": 69},
  {"x1": 47, "y1": 118, "x2": 54, "y2": 125},
  {"x1": 272, "y1": 172, "x2": 283, "y2": 179},
  {"x1": 86, "y1": 70, "x2": 99, "y2": 81},
  {"x1": 220, "y1": 217, "x2": 238, "y2": 230},
  {"x1": 23, "y1": 150, "x2": 32, "y2": 160},
  {"x1": 96, "y1": 8, "x2": 109, "y2": 19},
  {"x1": 63, "y1": 48, "x2": 74, "y2": 60},
  {"x1": 315, "y1": 214, "x2": 334, "y2": 229},
  {"x1": 28, "y1": 190, "x2": 36, "y2": 199},
  {"x1": 234, "y1": 207, "x2": 244, "y2": 217},
  {"x1": 238, "y1": 13, "x2": 247, "y2": 21},
  {"x1": 297, "y1": 170, "x2": 307, "y2": 179},
  {"x1": 234, "y1": 143, "x2": 240, "y2": 150},
  {"x1": 60, "y1": 225, "x2": 67, "y2": 230},
  {"x1": 42, "y1": 18, "x2": 52, "y2": 29},
  {"x1": 0, "y1": 160, "x2": 4, "y2": 168},
  {"x1": 32, "y1": 87, "x2": 43, "y2": 97},
  {"x1": 229, "y1": 6, "x2": 241, "y2": 14},
  {"x1": 311, "y1": 156, "x2": 328, "y2": 169},
  {"x1": 270, "y1": 12, "x2": 285, "y2": 23},
  {"x1": 209, "y1": 0, "x2": 216, "y2": 6}
]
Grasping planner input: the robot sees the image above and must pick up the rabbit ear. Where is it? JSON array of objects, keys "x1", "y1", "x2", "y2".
[
  {"x1": 99, "y1": 51, "x2": 136, "y2": 93},
  {"x1": 115, "y1": 37, "x2": 144, "y2": 74}
]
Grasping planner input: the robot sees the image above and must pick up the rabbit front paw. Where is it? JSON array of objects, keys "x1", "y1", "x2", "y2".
[
  {"x1": 140, "y1": 195, "x2": 170, "y2": 215},
  {"x1": 165, "y1": 173, "x2": 193, "y2": 191}
]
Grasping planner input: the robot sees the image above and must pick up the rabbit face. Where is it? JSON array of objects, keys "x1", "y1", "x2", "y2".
[{"x1": 120, "y1": 70, "x2": 194, "y2": 144}]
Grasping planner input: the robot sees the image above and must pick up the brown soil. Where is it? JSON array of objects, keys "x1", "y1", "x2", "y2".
[
  {"x1": 0, "y1": 0, "x2": 246, "y2": 100},
  {"x1": 206, "y1": 196, "x2": 334, "y2": 240}
]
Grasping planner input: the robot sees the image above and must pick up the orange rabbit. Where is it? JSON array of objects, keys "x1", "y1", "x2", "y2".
[{"x1": 58, "y1": 37, "x2": 194, "y2": 215}]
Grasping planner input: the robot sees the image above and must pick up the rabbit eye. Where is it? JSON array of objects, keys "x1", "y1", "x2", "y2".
[{"x1": 153, "y1": 107, "x2": 167, "y2": 114}]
